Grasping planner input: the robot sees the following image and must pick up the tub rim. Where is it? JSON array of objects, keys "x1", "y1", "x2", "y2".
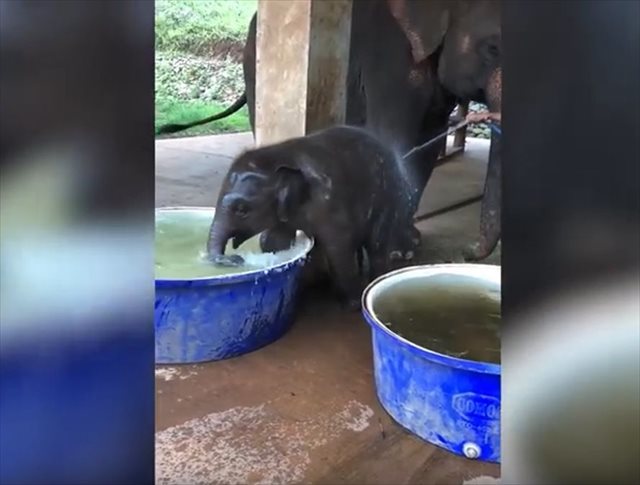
[
  {"x1": 362, "y1": 263, "x2": 501, "y2": 375},
  {"x1": 155, "y1": 206, "x2": 314, "y2": 288}
]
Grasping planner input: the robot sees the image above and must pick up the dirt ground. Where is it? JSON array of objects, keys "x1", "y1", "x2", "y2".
[{"x1": 155, "y1": 133, "x2": 501, "y2": 484}]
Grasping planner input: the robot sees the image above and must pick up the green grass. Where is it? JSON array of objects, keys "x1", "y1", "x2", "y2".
[
  {"x1": 155, "y1": 97, "x2": 250, "y2": 138},
  {"x1": 155, "y1": 0, "x2": 256, "y2": 55}
]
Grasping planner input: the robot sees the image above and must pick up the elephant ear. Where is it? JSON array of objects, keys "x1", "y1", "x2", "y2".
[
  {"x1": 386, "y1": 0, "x2": 451, "y2": 64},
  {"x1": 274, "y1": 167, "x2": 308, "y2": 223},
  {"x1": 274, "y1": 159, "x2": 332, "y2": 223}
]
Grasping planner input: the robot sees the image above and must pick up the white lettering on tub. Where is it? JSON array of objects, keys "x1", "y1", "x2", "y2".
[
  {"x1": 456, "y1": 419, "x2": 496, "y2": 445},
  {"x1": 452, "y1": 393, "x2": 501, "y2": 422}
]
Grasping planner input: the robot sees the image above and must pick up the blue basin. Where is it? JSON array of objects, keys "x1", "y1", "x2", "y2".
[
  {"x1": 362, "y1": 264, "x2": 501, "y2": 463},
  {"x1": 155, "y1": 207, "x2": 313, "y2": 364}
]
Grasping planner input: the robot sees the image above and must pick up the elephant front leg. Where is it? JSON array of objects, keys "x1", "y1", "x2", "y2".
[
  {"x1": 356, "y1": 246, "x2": 368, "y2": 277},
  {"x1": 465, "y1": 134, "x2": 501, "y2": 261},
  {"x1": 259, "y1": 225, "x2": 296, "y2": 253}
]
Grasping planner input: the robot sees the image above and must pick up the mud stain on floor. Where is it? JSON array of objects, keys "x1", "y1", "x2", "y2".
[
  {"x1": 155, "y1": 366, "x2": 199, "y2": 382},
  {"x1": 463, "y1": 475, "x2": 501, "y2": 484},
  {"x1": 155, "y1": 400, "x2": 374, "y2": 485}
]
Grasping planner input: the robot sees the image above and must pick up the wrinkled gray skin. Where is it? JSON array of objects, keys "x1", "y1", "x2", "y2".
[
  {"x1": 207, "y1": 126, "x2": 417, "y2": 310},
  {"x1": 353, "y1": 0, "x2": 503, "y2": 261},
  {"x1": 161, "y1": 0, "x2": 502, "y2": 260}
]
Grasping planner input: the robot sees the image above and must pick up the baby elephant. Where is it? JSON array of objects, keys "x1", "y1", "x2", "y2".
[{"x1": 207, "y1": 125, "x2": 416, "y2": 309}]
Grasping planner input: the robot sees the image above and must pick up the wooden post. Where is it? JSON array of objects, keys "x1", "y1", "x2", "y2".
[
  {"x1": 438, "y1": 101, "x2": 469, "y2": 163},
  {"x1": 453, "y1": 100, "x2": 469, "y2": 149},
  {"x1": 255, "y1": 0, "x2": 352, "y2": 146}
]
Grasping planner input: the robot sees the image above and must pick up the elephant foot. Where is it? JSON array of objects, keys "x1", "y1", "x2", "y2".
[
  {"x1": 345, "y1": 298, "x2": 361, "y2": 312},
  {"x1": 410, "y1": 226, "x2": 422, "y2": 248},
  {"x1": 210, "y1": 254, "x2": 245, "y2": 267},
  {"x1": 443, "y1": 253, "x2": 466, "y2": 264},
  {"x1": 463, "y1": 241, "x2": 494, "y2": 262},
  {"x1": 389, "y1": 249, "x2": 416, "y2": 270},
  {"x1": 340, "y1": 279, "x2": 365, "y2": 311},
  {"x1": 337, "y1": 280, "x2": 365, "y2": 312}
]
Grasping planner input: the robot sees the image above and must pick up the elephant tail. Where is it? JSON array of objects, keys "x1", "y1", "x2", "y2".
[{"x1": 155, "y1": 93, "x2": 247, "y2": 135}]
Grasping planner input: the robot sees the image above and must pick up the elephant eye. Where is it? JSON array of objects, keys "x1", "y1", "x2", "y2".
[{"x1": 480, "y1": 36, "x2": 501, "y2": 62}]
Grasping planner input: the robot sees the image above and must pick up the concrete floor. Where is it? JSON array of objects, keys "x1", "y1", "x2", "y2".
[{"x1": 155, "y1": 133, "x2": 501, "y2": 485}]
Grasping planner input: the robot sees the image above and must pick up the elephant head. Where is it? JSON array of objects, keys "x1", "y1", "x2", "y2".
[
  {"x1": 388, "y1": 0, "x2": 502, "y2": 111},
  {"x1": 206, "y1": 151, "x2": 324, "y2": 264}
]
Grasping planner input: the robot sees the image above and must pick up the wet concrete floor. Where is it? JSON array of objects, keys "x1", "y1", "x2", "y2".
[{"x1": 155, "y1": 132, "x2": 501, "y2": 484}]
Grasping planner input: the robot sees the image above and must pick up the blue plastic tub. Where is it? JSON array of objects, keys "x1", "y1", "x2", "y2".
[
  {"x1": 362, "y1": 264, "x2": 501, "y2": 463},
  {"x1": 155, "y1": 207, "x2": 313, "y2": 364}
]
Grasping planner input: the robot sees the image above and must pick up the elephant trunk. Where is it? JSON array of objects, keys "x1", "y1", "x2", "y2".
[
  {"x1": 206, "y1": 213, "x2": 230, "y2": 258},
  {"x1": 486, "y1": 67, "x2": 502, "y2": 113},
  {"x1": 206, "y1": 210, "x2": 247, "y2": 267}
]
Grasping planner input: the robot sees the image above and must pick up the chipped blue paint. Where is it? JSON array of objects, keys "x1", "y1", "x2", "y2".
[
  {"x1": 155, "y1": 236, "x2": 313, "y2": 365},
  {"x1": 362, "y1": 264, "x2": 501, "y2": 463}
]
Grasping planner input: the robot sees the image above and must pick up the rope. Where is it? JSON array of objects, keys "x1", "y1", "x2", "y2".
[
  {"x1": 413, "y1": 194, "x2": 484, "y2": 222},
  {"x1": 402, "y1": 120, "x2": 470, "y2": 159},
  {"x1": 402, "y1": 118, "x2": 501, "y2": 159},
  {"x1": 406, "y1": 116, "x2": 501, "y2": 222}
]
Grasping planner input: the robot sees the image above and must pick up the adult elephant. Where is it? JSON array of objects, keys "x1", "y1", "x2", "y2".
[{"x1": 158, "y1": 0, "x2": 502, "y2": 260}]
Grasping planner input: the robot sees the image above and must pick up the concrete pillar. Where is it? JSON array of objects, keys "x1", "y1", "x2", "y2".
[{"x1": 255, "y1": 0, "x2": 352, "y2": 146}]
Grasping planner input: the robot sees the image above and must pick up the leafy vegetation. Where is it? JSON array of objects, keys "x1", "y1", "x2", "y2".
[
  {"x1": 155, "y1": 0, "x2": 256, "y2": 55},
  {"x1": 155, "y1": 1, "x2": 256, "y2": 138}
]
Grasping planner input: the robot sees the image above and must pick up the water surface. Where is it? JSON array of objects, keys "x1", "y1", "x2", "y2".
[
  {"x1": 372, "y1": 273, "x2": 501, "y2": 364},
  {"x1": 155, "y1": 209, "x2": 309, "y2": 280}
]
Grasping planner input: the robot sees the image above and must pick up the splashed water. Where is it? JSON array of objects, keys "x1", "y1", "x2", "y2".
[
  {"x1": 155, "y1": 208, "x2": 311, "y2": 280},
  {"x1": 389, "y1": 146, "x2": 422, "y2": 214},
  {"x1": 391, "y1": 147, "x2": 410, "y2": 185}
]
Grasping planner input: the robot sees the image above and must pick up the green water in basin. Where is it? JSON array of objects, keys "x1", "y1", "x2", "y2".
[
  {"x1": 155, "y1": 209, "x2": 310, "y2": 280},
  {"x1": 372, "y1": 274, "x2": 501, "y2": 364}
]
